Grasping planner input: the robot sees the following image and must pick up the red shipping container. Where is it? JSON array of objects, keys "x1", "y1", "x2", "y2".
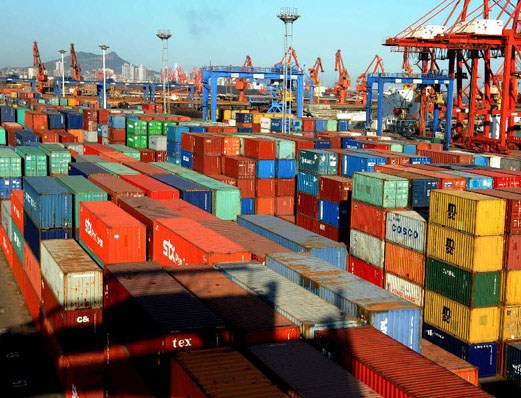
[
  {"x1": 155, "y1": 199, "x2": 219, "y2": 222},
  {"x1": 108, "y1": 127, "x2": 126, "y2": 142},
  {"x1": 155, "y1": 150, "x2": 167, "y2": 162},
  {"x1": 11, "y1": 189, "x2": 24, "y2": 233},
  {"x1": 0, "y1": 223, "x2": 14, "y2": 269},
  {"x1": 314, "y1": 327, "x2": 491, "y2": 398},
  {"x1": 296, "y1": 212, "x2": 320, "y2": 234},
  {"x1": 34, "y1": 129, "x2": 60, "y2": 143},
  {"x1": 319, "y1": 175, "x2": 351, "y2": 202},
  {"x1": 236, "y1": 179, "x2": 256, "y2": 198},
  {"x1": 417, "y1": 149, "x2": 473, "y2": 164},
  {"x1": 123, "y1": 160, "x2": 169, "y2": 176},
  {"x1": 58, "y1": 131, "x2": 78, "y2": 143},
  {"x1": 243, "y1": 138, "x2": 276, "y2": 160},
  {"x1": 466, "y1": 169, "x2": 521, "y2": 188},
  {"x1": 83, "y1": 143, "x2": 117, "y2": 156},
  {"x1": 275, "y1": 196, "x2": 294, "y2": 216},
  {"x1": 79, "y1": 201, "x2": 146, "y2": 265},
  {"x1": 153, "y1": 217, "x2": 251, "y2": 266},
  {"x1": 21, "y1": 270, "x2": 41, "y2": 327},
  {"x1": 68, "y1": 129, "x2": 84, "y2": 143},
  {"x1": 255, "y1": 197, "x2": 275, "y2": 215},
  {"x1": 350, "y1": 201, "x2": 387, "y2": 240},
  {"x1": 181, "y1": 133, "x2": 197, "y2": 152},
  {"x1": 302, "y1": 118, "x2": 315, "y2": 132},
  {"x1": 192, "y1": 154, "x2": 221, "y2": 175},
  {"x1": 223, "y1": 156, "x2": 256, "y2": 179},
  {"x1": 207, "y1": 174, "x2": 237, "y2": 186},
  {"x1": 362, "y1": 141, "x2": 391, "y2": 150},
  {"x1": 88, "y1": 175, "x2": 145, "y2": 204},
  {"x1": 23, "y1": 242, "x2": 41, "y2": 300},
  {"x1": 120, "y1": 174, "x2": 180, "y2": 200},
  {"x1": 278, "y1": 215, "x2": 296, "y2": 224},
  {"x1": 82, "y1": 109, "x2": 98, "y2": 131},
  {"x1": 193, "y1": 134, "x2": 222, "y2": 156},
  {"x1": 317, "y1": 221, "x2": 344, "y2": 243},
  {"x1": 98, "y1": 109, "x2": 109, "y2": 124},
  {"x1": 276, "y1": 178, "x2": 295, "y2": 197},
  {"x1": 101, "y1": 152, "x2": 137, "y2": 164},
  {"x1": 348, "y1": 256, "x2": 384, "y2": 287},
  {"x1": 256, "y1": 179, "x2": 276, "y2": 198},
  {"x1": 505, "y1": 234, "x2": 521, "y2": 270},
  {"x1": 367, "y1": 149, "x2": 410, "y2": 165},
  {"x1": 220, "y1": 135, "x2": 241, "y2": 156},
  {"x1": 297, "y1": 191, "x2": 319, "y2": 218},
  {"x1": 138, "y1": 148, "x2": 156, "y2": 163},
  {"x1": 25, "y1": 110, "x2": 49, "y2": 131},
  {"x1": 476, "y1": 189, "x2": 521, "y2": 234}
]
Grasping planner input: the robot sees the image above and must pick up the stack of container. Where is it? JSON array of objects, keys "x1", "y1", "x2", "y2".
[
  {"x1": 423, "y1": 189, "x2": 505, "y2": 377},
  {"x1": 296, "y1": 149, "x2": 338, "y2": 233},
  {"x1": 222, "y1": 155, "x2": 256, "y2": 214},
  {"x1": 0, "y1": 148, "x2": 22, "y2": 199},
  {"x1": 39, "y1": 144, "x2": 72, "y2": 176},
  {"x1": 82, "y1": 109, "x2": 99, "y2": 142},
  {"x1": 168, "y1": 125, "x2": 187, "y2": 165},
  {"x1": 317, "y1": 175, "x2": 352, "y2": 244},
  {"x1": 348, "y1": 172, "x2": 409, "y2": 286},
  {"x1": 15, "y1": 146, "x2": 47, "y2": 176},
  {"x1": 191, "y1": 134, "x2": 222, "y2": 175}
]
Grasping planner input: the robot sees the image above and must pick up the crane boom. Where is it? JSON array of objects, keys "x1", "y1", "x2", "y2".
[
  {"x1": 236, "y1": 55, "x2": 253, "y2": 102},
  {"x1": 355, "y1": 55, "x2": 385, "y2": 105},
  {"x1": 70, "y1": 43, "x2": 83, "y2": 96},
  {"x1": 33, "y1": 41, "x2": 48, "y2": 93},
  {"x1": 334, "y1": 49, "x2": 350, "y2": 104},
  {"x1": 308, "y1": 57, "x2": 324, "y2": 103}
]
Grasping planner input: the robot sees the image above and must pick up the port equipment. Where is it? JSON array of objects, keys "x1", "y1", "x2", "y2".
[
  {"x1": 202, "y1": 65, "x2": 305, "y2": 122},
  {"x1": 156, "y1": 29, "x2": 172, "y2": 114},
  {"x1": 33, "y1": 41, "x2": 48, "y2": 93},
  {"x1": 308, "y1": 57, "x2": 324, "y2": 103},
  {"x1": 235, "y1": 55, "x2": 253, "y2": 103},
  {"x1": 366, "y1": 72, "x2": 455, "y2": 149},
  {"x1": 58, "y1": 49, "x2": 66, "y2": 97},
  {"x1": 385, "y1": 0, "x2": 521, "y2": 153},
  {"x1": 70, "y1": 43, "x2": 83, "y2": 96},
  {"x1": 334, "y1": 49, "x2": 351, "y2": 105},
  {"x1": 356, "y1": 55, "x2": 384, "y2": 105},
  {"x1": 0, "y1": 76, "x2": 36, "y2": 92}
]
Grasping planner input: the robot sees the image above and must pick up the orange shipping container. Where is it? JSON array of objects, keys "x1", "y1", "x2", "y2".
[
  {"x1": 275, "y1": 196, "x2": 294, "y2": 216},
  {"x1": 255, "y1": 197, "x2": 275, "y2": 215},
  {"x1": 25, "y1": 111, "x2": 48, "y2": 131},
  {"x1": 255, "y1": 179, "x2": 276, "y2": 198},
  {"x1": 23, "y1": 242, "x2": 42, "y2": 300},
  {"x1": 385, "y1": 242, "x2": 425, "y2": 287}
]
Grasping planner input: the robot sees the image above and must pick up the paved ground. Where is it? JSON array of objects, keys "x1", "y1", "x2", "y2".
[{"x1": 0, "y1": 251, "x2": 63, "y2": 397}]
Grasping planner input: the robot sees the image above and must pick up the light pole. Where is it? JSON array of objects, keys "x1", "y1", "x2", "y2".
[
  {"x1": 157, "y1": 30, "x2": 172, "y2": 114},
  {"x1": 58, "y1": 49, "x2": 66, "y2": 97},
  {"x1": 99, "y1": 44, "x2": 109, "y2": 109}
]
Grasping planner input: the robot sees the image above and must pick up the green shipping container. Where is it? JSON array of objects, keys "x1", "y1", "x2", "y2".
[
  {"x1": 0, "y1": 127, "x2": 7, "y2": 145},
  {"x1": 162, "y1": 121, "x2": 177, "y2": 135},
  {"x1": 11, "y1": 221, "x2": 24, "y2": 263},
  {"x1": 0, "y1": 148, "x2": 22, "y2": 177},
  {"x1": 147, "y1": 121, "x2": 163, "y2": 135},
  {"x1": 126, "y1": 120, "x2": 148, "y2": 135},
  {"x1": 56, "y1": 175, "x2": 108, "y2": 230},
  {"x1": 352, "y1": 172, "x2": 409, "y2": 208},
  {"x1": 39, "y1": 144, "x2": 71, "y2": 175},
  {"x1": 14, "y1": 146, "x2": 47, "y2": 176},
  {"x1": 105, "y1": 144, "x2": 141, "y2": 160},
  {"x1": 96, "y1": 162, "x2": 140, "y2": 176},
  {"x1": 389, "y1": 142, "x2": 404, "y2": 152},
  {"x1": 16, "y1": 108, "x2": 27, "y2": 126},
  {"x1": 326, "y1": 119, "x2": 338, "y2": 132},
  {"x1": 127, "y1": 132, "x2": 148, "y2": 149},
  {"x1": 298, "y1": 149, "x2": 337, "y2": 175},
  {"x1": 59, "y1": 98, "x2": 68, "y2": 106},
  {"x1": 425, "y1": 257, "x2": 500, "y2": 308},
  {"x1": 260, "y1": 136, "x2": 295, "y2": 159}
]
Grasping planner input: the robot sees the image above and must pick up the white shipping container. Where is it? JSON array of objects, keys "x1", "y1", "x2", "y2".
[
  {"x1": 260, "y1": 117, "x2": 271, "y2": 129},
  {"x1": 485, "y1": 155, "x2": 501, "y2": 168},
  {"x1": 40, "y1": 239, "x2": 103, "y2": 310},
  {"x1": 1, "y1": 200, "x2": 11, "y2": 242},
  {"x1": 227, "y1": 119, "x2": 237, "y2": 127},
  {"x1": 149, "y1": 135, "x2": 167, "y2": 151},
  {"x1": 83, "y1": 130, "x2": 98, "y2": 143},
  {"x1": 385, "y1": 210, "x2": 427, "y2": 253},
  {"x1": 385, "y1": 272, "x2": 424, "y2": 307},
  {"x1": 64, "y1": 143, "x2": 84, "y2": 155},
  {"x1": 349, "y1": 229, "x2": 385, "y2": 269}
]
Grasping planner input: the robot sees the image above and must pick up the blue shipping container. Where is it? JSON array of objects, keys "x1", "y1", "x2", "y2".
[
  {"x1": 15, "y1": 131, "x2": 40, "y2": 146},
  {"x1": 241, "y1": 198, "x2": 255, "y2": 215},
  {"x1": 409, "y1": 176, "x2": 438, "y2": 208},
  {"x1": 423, "y1": 322, "x2": 497, "y2": 378},
  {"x1": 236, "y1": 113, "x2": 253, "y2": 124},
  {"x1": 256, "y1": 160, "x2": 276, "y2": 179},
  {"x1": 342, "y1": 153, "x2": 386, "y2": 177},
  {"x1": 0, "y1": 106, "x2": 16, "y2": 123},
  {"x1": 315, "y1": 119, "x2": 327, "y2": 132},
  {"x1": 276, "y1": 159, "x2": 296, "y2": 178},
  {"x1": 237, "y1": 215, "x2": 347, "y2": 269},
  {"x1": 408, "y1": 156, "x2": 431, "y2": 165},
  {"x1": 402, "y1": 144, "x2": 417, "y2": 155},
  {"x1": 291, "y1": 119, "x2": 302, "y2": 132},
  {"x1": 108, "y1": 115, "x2": 126, "y2": 129},
  {"x1": 473, "y1": 155, "x2": 489, "y2": 166},
  {"x1": 68, "y1": 162, "x2": 110, "y2": 179},
  {"x1": 297, "y1": 172, "x2": 319, "y2": 196},
  {"x1": 506, "y1": 342, "x2": 521, "y2": 384},
  {"x1": 181, "y1": 150, "x2": 193, "y2": 169},
  {"x1": 150, "y1": 174, "x2": 212, "y2": 213},
  {"x1": 167, "y1": 142, "x2": 182, "y2": 156},
  {"x1": 188, "y1": 126, "x2": 206, "y2": 133},
  {"x1": 337, "y1": 120, "x2": 349, "y2": 131},
  {"x1": 341, "y1": 138, "x2": 363, "y2": 150},
  {"x1": 167, "y1": 125, "x2": 188, "y2": 143},
  {"x1": 23, "y1": 176, "x2": 73, "y2": 230},
  {"x1": 167, "y1": 156, "x2": 181, "y2": 165},
  {"x1": 60, "y1": 111, "x2": 83, "y2": 130},
  {"x1": 313, "y1": 140, "x2": 331, "y2": 150},
  {"x1": 238, "y1": 127, "x2": 253, "y2": 133},
  {"x1": 0, "y1": 177, "x2": 22, "y2": 199},
  {"x1": 445, "y1": 170, "x2": 493, "y2": 190},
  {"x1": 318, "y1": 199, "x2": 350, "y2": 228},
  {"x1": 47, "y1": 112, "x2": 65, "y2": 129},
  {"x1": 23, "y1": 210, "x2": 73, "y2": 261},
  {"x1": 270, "y1": 118, "x2": 290, "y2": 133}
]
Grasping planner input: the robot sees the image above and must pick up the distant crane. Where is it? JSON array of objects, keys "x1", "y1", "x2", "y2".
[
  {"x1": 70, "y1": 43, "x2": 83, "y2": 96},
  {"x1": 191, "y1": 67, "x2": 202, "y2": 94},
  {"x1": 356, "y1": 54, "x2": 384, "y2": 105},
  {"x1": 334, "y1": 49, "x2": 350, "y2": 105},
  {"x1": 175, "y1": 66, "x2": 187, "y2": 84},
  {"x1": 33, "y1": 41, "x2": 48, "y2": 93},
  {"x1": 236, "y1": 55, "x2": 252, "y2": 102},
  {"x1": 275, "y1": 46, "x2": 301, "y2": 70},
  {"x1": 308, "y1": 57, "x2": 324, "y2": 103}
]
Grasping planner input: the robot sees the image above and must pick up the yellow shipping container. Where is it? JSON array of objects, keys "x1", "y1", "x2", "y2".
[
  {"x1": 424, "y1": 290, "x2": 500, "y2": 343},
  {"x1": 222, "y1": 109, "x2": 232, "y2": 121},
  {"x1": 10, "y1": 92, "x2": 18, "y2": 98},
  {"x1": 427, "y1": 223, "x2": 503, "y2": 272},
  {"x1": 253, "y1": 113, "x2": 263, "y2": 124},
  {"x1": 500, "y1": 305, "x2": 521, "y2": 340},
  {"x1": 503, "y1": 270, "x2": 521, "y2": 305},
  {"x1": 429, "y1": 190, "x2": 506, "y2": 236}
]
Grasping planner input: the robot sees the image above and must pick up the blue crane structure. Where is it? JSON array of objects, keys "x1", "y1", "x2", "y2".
[
  {"x1": 0, "y1": 76, "x2": 36, "y2": 92},
  {"x1": 365, "y1": 72, "x2": 455, "y2": 150}
]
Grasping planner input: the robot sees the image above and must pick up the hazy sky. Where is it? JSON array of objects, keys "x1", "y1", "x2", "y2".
[{"x1": 0, "y1": 0, "x2": 428, "y2": 85}]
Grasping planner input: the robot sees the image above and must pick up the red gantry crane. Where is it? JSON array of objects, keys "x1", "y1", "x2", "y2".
[
  {"x1": 334, "y1": 50, "x2": 350, "y2": 105},
  {"x1": 308, "y1": 57, "x2": 324, "y2": 103},
  {"x1": 356, "y1": 54, "x2": 385, "y2": 105},
  {"x1": 33, "y1": 41, "x2": 48, "y2": 93},
  {"x1": 236, "y1": 55, "x2": 252, "y2": 102},
  {"x1": 70, "y1": 43, "x2": 83, "y2": 96},
  {"x1": 385, "y1": 0, "x2": 521, "y2": 153}
]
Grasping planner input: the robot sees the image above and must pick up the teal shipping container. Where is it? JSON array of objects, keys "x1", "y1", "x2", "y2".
[
  {"x1": 39, "y1": 144, "x2": 71, "y2": 176},
  {"x1": 15, "y1": 146, "x2": 47, "y2": 176},
  {"x1": 298, "y1": 149, "x2": 337, "y2": 175},
  {"x1": 352, "y1": 172, "x2": 409, "y2": 208},
  {"x1": 0, "y1": 148, "x2": 22, "y2": 177}
]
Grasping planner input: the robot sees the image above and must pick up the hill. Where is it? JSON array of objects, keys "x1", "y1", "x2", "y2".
[{"x1": 44, "y1": 51, "x2": 131, "y2": 72}]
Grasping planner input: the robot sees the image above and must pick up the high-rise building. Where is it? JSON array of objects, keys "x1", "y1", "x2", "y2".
[{"x1": 137, "y1": 64, "x2": 147, "y2": 82}]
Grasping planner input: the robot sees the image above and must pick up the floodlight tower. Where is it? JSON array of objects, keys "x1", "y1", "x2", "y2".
[
  {"x1": 98, "y1": 44, "x2": 109, "y2": 109},
  {"x1": 58, "y1": 49, "x2": 66, "y2": 98},
  {"x1": 278, "y1": 7, "x2": 300, "y2": 134},
  {"x1": 156, "y1": 29, "x2": 172, "y2": 114}
]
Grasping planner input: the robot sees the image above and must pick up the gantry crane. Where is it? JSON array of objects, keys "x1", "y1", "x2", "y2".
[
  {"x1": 70, "y1": 43, "x2": 83, "y2": 96},
  {"x1": 334, "y1": 50, "x2": 350, "y2": 105},
  {"x1": 308, "y1": 57, "x2": 324, "y2": 103},
  {"x1": 236, "y1": 55, "x2": 252, "y2": 102},
  {"x1": 385, "y1": 0, "x2": 521, "y2": 153},
  {"x1": 33, "y1": 41, "x2": 48, "y2": 93},
  {"x1": 356, "y1": 55, "x2": 385, "y2": 105}
]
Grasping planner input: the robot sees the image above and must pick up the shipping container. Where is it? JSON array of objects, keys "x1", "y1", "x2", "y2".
[
  {"x1": 15, "y1": 146, "x2": 47, "y2": 176},
  {"x1": 506, "y1": 341, "x2": 521, "y2": 384},
  {"x1": 385, "y1": 210, "x2": 427, "y2": 252},
  {"x1": 503, "y1": 269, "x2": 521, "y2": 305},
  {"x1": 500, "y1": 305, "x2": 521, "y2": 340},
  {"x1": 39, "y1": 144, "x2": 72, "y2": 176},
  {"x1": 119, "y1": 174, "x2": 179, "y2": 200},
  {"x1": 385, "y1": 243, "x2": 426, "y2": 286},
  {"x1": 350, "y1": 201, "x2": 387, "y2": 239},
  {"x1": 151, "y1": 174, "x2": 212, "y2": 213},
  {"x1": 467, "y1": 169, "x2": 521, "y2": 188},
  {"x1": 424, "y1": 290, "x2": 500, "y2": 343},
  {"x1": 297, "y1": 171, "x2": 319, "y2": 196},
  {"x1": 214, "y1": 262, "x2": 361, "y2": 339},
  {"x1": 68, "y1": 161, "x2": 112, "y2": 179},
  {"x1": 319, "y1": 175, "x2": 351, "y2": 203},
  {"x1": 385, "y1": 272, "x2": 424, "y2": 306},
  {"x1": 298, "y1": 149, "x2": 338, "y2": 175},
  {"x1": 237, "y1": 215, "x2": 347, "y2": 269},
  {"x1": 23, "y1": 241, "x2": 41, "y2": 300},
  {"x1": 429, "y1": 190, "x2": 506, "y2": 236},
  {"x1": 314, "y1": 326, "x2": 491, "y2": 397},
  {"x1": 349, "y1": 229, "x2": 385, "y2": 269},
  {"x1": 96, "y1": 162, "x2": 140, "y2": 176},
  {"x1": 318, "y1": 199, "x2": 349, "y2": 228},
  {"x1": 296, "y1": 191, "x2": 319, "y2": 217},
  {"x1": 222, "y1": 156, "x2": 256, "y2": 179},
  {"x1": 342, "y1": 153, "x2": 386, "y2": 177},
  {"x1": 0, "y1": 176, "x2": 22, "y2": 200},
  {"x1": 155, "y1": 198, "x2": 218, "y2": 222},
  {"x1": 88, "y1": 175, "x2": 145, "y2": 205},
  {"x1": 427, "y1": 223, "x2": 503, "y2": 272},
  {"x1": 0, "y1": 148, "x2": 22, "y2": 177},
  {"x1": 348, "y1": 256, "x2": 384, "y2": 288},
  {"x1": 352, "y1": 172, "x2": 409, "y2": 208},
  {"x1": 243, "y1": 137, "x2": 276, "y2": 159},
  {"x1": 445, "y1": 170, "x2": 493, "y2": 190},
  {"x1": 477, "y1": 189, "x2": 521, "y2": 234},
  {"x1": 249, "y1": 342, "x2": 381, "y2": 398},
  {"x1": 79, "y1": 201, "x2": 146, "y2": 265}
]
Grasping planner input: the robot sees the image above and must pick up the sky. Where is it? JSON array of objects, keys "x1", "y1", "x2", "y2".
[{"x1": 0, "y1": 0, "x2": 427, "y2": 85}]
